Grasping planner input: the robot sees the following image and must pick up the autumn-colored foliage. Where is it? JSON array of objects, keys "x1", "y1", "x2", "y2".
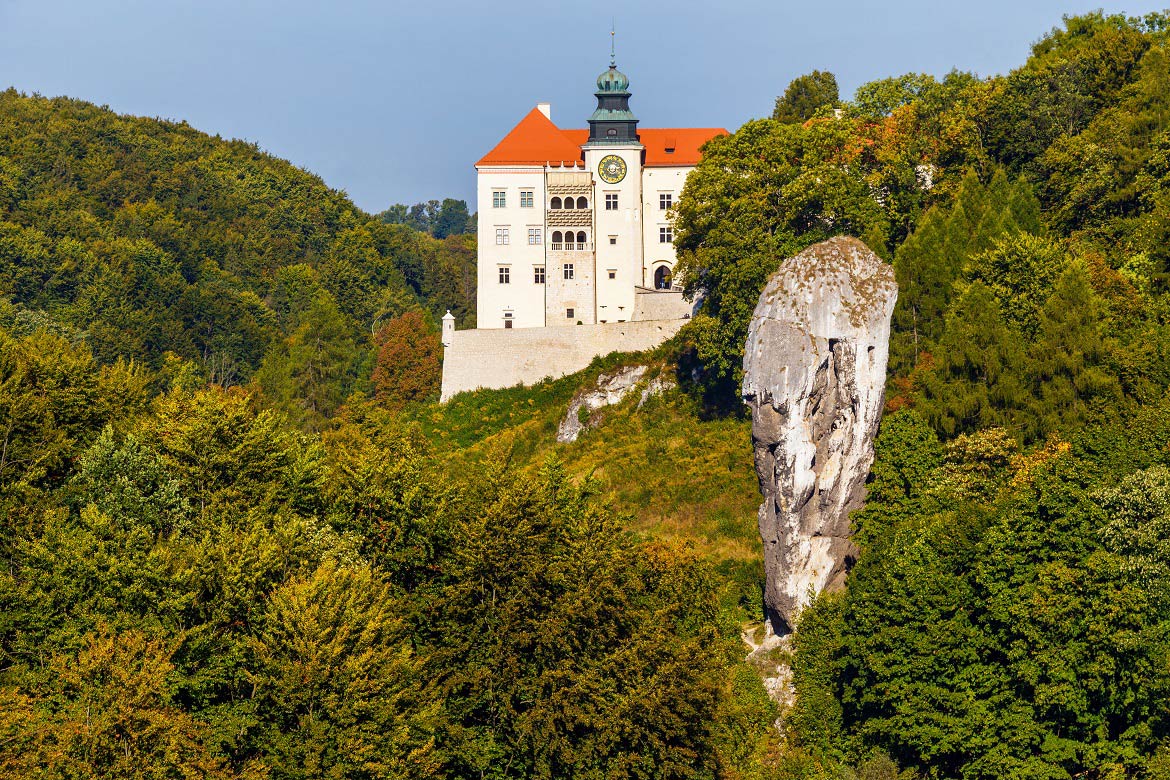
[{"x1": 372, "y1": 310, "x2": 441, "y2": 408}]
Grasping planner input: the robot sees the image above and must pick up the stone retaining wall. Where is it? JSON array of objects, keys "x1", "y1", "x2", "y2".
[{"x1": 440, "y1": 318, "x2": 685, "y2": 401}]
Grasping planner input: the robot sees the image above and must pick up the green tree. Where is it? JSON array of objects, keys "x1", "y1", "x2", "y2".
[
  {"x1": 254, "y1": 292, "x2": 361, "y2": 429},
  {"x1": 0, "y1": 629, "x2": 251, "y2": 779},
  {"x1": 966, "y1": 232, "x2": 1067, "y2": 335},
  {"x1": 135, "y1": 384, "x2": 324, "y2": 518},
  {"x1": 983, "y1": 12, "x2": 1152, "y2": 170},
  {"x1": 1098, "y1": 465, "x2": 1170, "y2": 609},
  {"x1": 433, "y1": 198, "x2": 473, "y2": 239},
  {"x1": 889, "y1": 169, "x2": 1042, "y2": 374},
  {"x1": 849, "y1": 73, "x2": 938, "y2": 119},
  {"x1": 773, "y1": 71, "x2": 839, "y2": 123},
  {"x1": 423, "y1": 459, "x2": 732, "y2": 779},
  {"x1": 250, "y1": 563, "x2": 441, "y2": 779},
  {"x1": 0, "y1": 329, "x2": 149, "y2": 490},
  {"x1": 914, "y1": 282, "x2": 1028, "y2": 438},
  {"x1": 1024, "y1": 261, "x2": 1123, "y2": 439},
  {"x1": 321, "y1": 405, "x2": 442, "y2": 587}
]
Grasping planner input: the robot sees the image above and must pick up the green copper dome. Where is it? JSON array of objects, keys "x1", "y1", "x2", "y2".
[
  {"x1": 596, "y1": 65, "x2": 630, "y2": 94},
  {"x1": 587, "y1": 59, "x2": 638, "y2": 144}
]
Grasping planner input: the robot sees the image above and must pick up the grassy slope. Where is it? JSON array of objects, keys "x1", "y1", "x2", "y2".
[{"x1": 411, "y1": 346, "x2": 764, "y2": 618}]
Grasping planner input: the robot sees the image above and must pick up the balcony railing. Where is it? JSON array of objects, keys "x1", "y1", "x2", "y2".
[{"x1": 550, "y1": 242, "x2": 592, "y2": 251}]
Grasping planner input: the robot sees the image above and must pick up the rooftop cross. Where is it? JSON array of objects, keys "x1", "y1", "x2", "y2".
[{"x1": 610, "y1": 21, "x2": 615, "y2": 67}]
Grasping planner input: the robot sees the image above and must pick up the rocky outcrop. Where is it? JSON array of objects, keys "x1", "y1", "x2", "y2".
[
  {"x1": 557, "y1": 365, "x2": 674, "y2": 443},
  {"x1": 742, "y1": 236, "x2": 897, "y2": 634}
]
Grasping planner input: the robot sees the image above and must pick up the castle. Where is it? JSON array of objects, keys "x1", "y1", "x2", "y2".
[{"x1": 440, "y1": 58, "x2": 727, "y2": 400}]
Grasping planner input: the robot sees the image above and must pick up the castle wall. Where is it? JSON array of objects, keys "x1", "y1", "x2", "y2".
[
  {"x1": 633, "y1": 288, "x2": 693, "y2": 321},
  {"x1": 440, "y1": 318, "x2": 685, "y2": 401}
]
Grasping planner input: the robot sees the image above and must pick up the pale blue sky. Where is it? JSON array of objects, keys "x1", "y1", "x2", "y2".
[{"x1": 0, "y1": 1, "x2": 1166, "y2": 211}]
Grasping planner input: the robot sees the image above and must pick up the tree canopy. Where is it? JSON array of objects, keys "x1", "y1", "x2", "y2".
[
  {"x1": 772, "y1": 71, "x2": 840, "y2": 123},
  {"x1": 669, "y1": 10, "x2": 1170, "y2": 778},
  {"x1": 4, "y1": 8, "x2": 1170, "y2": 779}
]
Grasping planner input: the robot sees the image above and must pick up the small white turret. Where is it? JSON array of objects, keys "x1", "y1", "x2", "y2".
[{"x1": 441, "y1": 310, "x2": 455, "y2": 348}]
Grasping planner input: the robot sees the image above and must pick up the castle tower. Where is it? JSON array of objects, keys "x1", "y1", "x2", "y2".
[
  {"x1": 584, "y1": 60, "x2": 643, "y2": 323},
  {"x1": 587, "y1": 55, "x2": 638, "y2": 143}
]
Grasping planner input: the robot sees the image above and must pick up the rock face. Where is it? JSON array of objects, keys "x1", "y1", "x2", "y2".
[
  {"x1": 742, "y1": 236, "x2": 897, "y2": 634},
  {"x1": 556, "y1": 365, "x2": 674, "y2": 443}
]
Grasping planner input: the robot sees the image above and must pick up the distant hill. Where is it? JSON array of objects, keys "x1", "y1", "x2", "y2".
[{"x1": 0, "y1": 89, "x2": 476, "y2": 386}]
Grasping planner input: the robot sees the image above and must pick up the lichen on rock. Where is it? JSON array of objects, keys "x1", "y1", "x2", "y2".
[{"x1": 742, "y1": 236, "x2": 897, "y2": 634}]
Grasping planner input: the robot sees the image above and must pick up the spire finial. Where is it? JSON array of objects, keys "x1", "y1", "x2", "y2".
[{"x1": 610, "y1": 20, "x2": 615, "y2": 67}]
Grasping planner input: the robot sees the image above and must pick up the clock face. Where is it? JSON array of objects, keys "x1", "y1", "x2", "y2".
[{"x1": 598, "y1": 154, "x2": 627, "y2": 184}]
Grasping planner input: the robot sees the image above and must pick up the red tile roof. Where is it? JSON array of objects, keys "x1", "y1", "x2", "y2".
[
  {"x1": 476, "y1": 108, "x2": 585, "y2": 167},
  {"x1": 477, "y1": 107, "x2": 728, "y2": 169},
  {"x1": 639, "y1": 127, "x2": 728, "y2": 166},
  {"x1": 560, "y1": 129, "x2": 588, "y2": 150}
]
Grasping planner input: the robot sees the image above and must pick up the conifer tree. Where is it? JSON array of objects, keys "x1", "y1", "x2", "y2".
[
  {"x1": 915, "y1": 282, "x2": 1028, "y2": 438},
  {"x1": 1025, "y1": 261, "x2": 1122, "y2": 438},
  {"x1": 254, "y1": 292, "x2": 360, "y2": 429},
  {"x1": 890, "y1": 170, "x2": 1041, "y2": 375}
]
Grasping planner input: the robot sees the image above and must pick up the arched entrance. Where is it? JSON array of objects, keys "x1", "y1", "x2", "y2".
[{"x1": 654, "y1": 265, "x2": 673, "y2": 290}]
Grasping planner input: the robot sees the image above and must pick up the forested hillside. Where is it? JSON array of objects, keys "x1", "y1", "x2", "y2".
[
  {"x1": 0, "y1": 91, "x2": 775, "y2": 778},
  {"x1": 0, "y1": 89, "x2": 475, "y2": 424},
  {"x1": 672, "y1": 10, "x2": 1170, "y2": 779},
  {"x1": 5, "y1": 8, "x2": 1170, "y2": 780}
]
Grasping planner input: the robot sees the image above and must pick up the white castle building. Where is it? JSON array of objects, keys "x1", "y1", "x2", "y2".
[
  {"x1": 473, "y1": 59, "x2": 726, "y2": 329},
  {"x1": 439, "y1": 59, "x2": 726, "y2": 400}
]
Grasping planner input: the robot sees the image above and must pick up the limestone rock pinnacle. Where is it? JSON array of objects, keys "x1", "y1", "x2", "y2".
[{"x1": 742, "y1": 236, "x2": 897, "y2": 634}]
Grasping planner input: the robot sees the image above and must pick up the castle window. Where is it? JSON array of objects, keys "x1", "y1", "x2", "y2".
[
  {"x1": 498, "y1": 266, "x2": 510, "y2": 284},
  {"x1": 563, "y1": 197, "x2": 575, "y2": 210},
  {"x1": 564, "y1": 263, "x2": 575, "y2": 280},
  {"x1": 528, "y1": 227, "x2": 542, "y2": 245},
  {"x1": 607, "y1": 128, "x2": 617, "y2": 137},
  {"x1": 534, "y1": 266, "x2": 545, "y2": 284},
  {"x1": 566, "y1": 308, "x2": 575, "y2": 318},
  {"x1": 659, "y1": 226, "x2": 673, "y2": 243},
  {"x1": 605, "y1": 193, "x2": 618, "y2": 210},
  {"x1": 575, "y1": 231, "x2": 587, "y2": 245},
  {"x1": 550, "y1": 196, "x2": 562, "y2": 209},
  {"x1": 659, "y1": 193, "x2": 673, "y2": 210},
  {"x1": 609, "y1": 236, "x2": 617, "y2": 245},
  {"x1": 576, "y1": 196, "x2": 589, "y2": 209},
  {"x1": 504, "y1": 312, "x2": 513, "y2": 329},
  {"x1": 493, "y1": 191, "x2": 506, "y2": 208},
  {"x1": 520, "y1": 190, "x2": 534, "y2": 208},
  {"x1": 495, "y1": 227, "x2": 509, "y2": 245},
  {"x1": 608, "y1": 269, "x2": 616, "y2": 279}
]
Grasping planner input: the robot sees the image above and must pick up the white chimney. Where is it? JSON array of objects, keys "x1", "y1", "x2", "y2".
[{"x1": 537, "y1": 102, "x2": 551, "y2": 120}]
